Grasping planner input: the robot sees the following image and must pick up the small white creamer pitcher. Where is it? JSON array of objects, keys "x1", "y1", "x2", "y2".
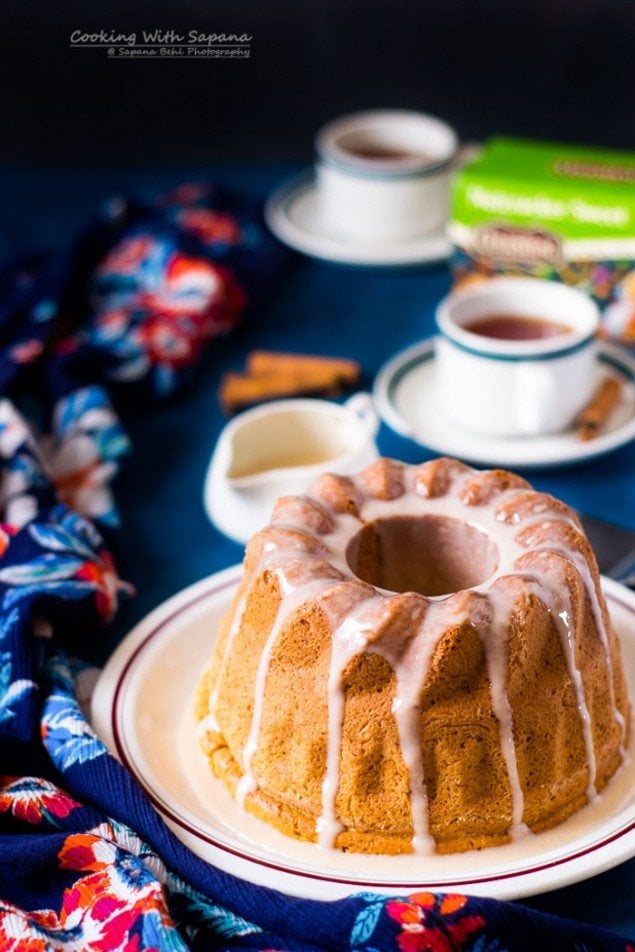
[{"x1": 204, "y1": 394, "x2": 379, "y2": 544}]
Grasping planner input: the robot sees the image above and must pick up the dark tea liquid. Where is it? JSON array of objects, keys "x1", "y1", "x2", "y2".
[
  {"x1": 464, "y1": 314, "x2": 572, "y2": 341},
  {"x1": 343, "y1": 144, "x2": 432, "y2": 163}
]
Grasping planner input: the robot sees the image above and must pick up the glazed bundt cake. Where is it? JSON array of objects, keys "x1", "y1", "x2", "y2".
[{"x1": 196, "y1": 457, "x2": 630, "y2": 854}]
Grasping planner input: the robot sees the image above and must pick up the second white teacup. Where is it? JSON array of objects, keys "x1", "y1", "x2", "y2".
[
  {"x1": 315, "y1": 109, "x2": 458, "y2": 243},
  {"x1": 435, "y1": 278, "x2": 600, "y2": 437}
]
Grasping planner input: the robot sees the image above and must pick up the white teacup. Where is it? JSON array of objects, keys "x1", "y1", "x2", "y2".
[
  {"x1": 315, "y1": 109, "x2": 458, "y2": 243},
  {"x1": 204, "y1": 394, "x2": 380, "y2": 544},
  {"x1": 435, "y1": 278, "x2": 600, "y2": 437}
]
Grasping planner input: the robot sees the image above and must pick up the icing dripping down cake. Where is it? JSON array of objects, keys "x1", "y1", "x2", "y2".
[{"x1": 196, "y1": 457, "x2": 631, "y2": 855}]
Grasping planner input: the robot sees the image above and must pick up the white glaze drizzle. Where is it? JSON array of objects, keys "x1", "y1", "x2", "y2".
[
  {"x1": 371, "y1": 598, "x2": 461, "y2": 853},
  {"x1": 529, "y1": 537, "x2": 627, "y2": 758},
  {"x1": 519, "y1": 566, "x2": 598, "y2": 801},
  {"x1": 206, "y1": 592, "x2": 249, "y2": 733},
  {"x1": 206, "y1": 461, "x2": 625, "y2": 850},
  {"x1": 317, "y1": 593, "x2": 380, "y2": 847},
  {"x1": 471, "y1": 586, "x2": 530, "y2": 840},
  {"x1": 197, "y1": 712, "x2": 220, "y2": 740},
  {"x1": 235, "y1": 573, "x2": 336, "y2": 808}
]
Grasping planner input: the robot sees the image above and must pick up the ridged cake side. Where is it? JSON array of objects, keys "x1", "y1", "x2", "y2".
[{"x1": 196, "y1": 457, "x2": 630, "y2": 855}]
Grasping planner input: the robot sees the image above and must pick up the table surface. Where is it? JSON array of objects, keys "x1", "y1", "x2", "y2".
[{"x1": 2, "y1": 165, "x2": 634, "y2": 939}]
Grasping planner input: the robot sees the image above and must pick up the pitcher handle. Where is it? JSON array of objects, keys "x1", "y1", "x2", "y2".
[{"x1": 345, "y1": 392, "x2": 380, "y2": 439}]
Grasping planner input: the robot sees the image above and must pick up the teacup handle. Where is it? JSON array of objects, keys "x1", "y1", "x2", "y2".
[
  {"x1": 345, "y1": 392, "x2": 380, "y2": 439},
  {"x1": 450, "y1": 142, "x2": 482, "y2": 171}
]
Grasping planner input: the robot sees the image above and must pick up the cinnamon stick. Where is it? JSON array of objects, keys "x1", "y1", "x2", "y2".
[
  {"x1": 247, "y1": 351, "x2": 360, "y2": 386},
  {"x1": 220, "y1": 351, "x2": 362, "y2": 414},
  {"x1": 577, "y1": 377, "x2": 622, "y2": 441},
  {"x1": 220, "y1": 370, "x2": 344, "y2": 415}
]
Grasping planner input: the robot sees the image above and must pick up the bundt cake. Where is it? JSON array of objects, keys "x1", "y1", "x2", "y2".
[{"x1": 196, "y1": 457, "x2": 630, "y2": 854}]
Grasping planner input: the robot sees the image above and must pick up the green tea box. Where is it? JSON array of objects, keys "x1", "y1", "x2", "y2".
[{"x1": 450, "y1": 137, "x2": 635, "y2": 342}]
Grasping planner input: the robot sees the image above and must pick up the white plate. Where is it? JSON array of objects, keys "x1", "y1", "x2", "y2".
[
  {"x1": 264, "y1": 172, "x2": 452, "y2": 267},
  {"x1": 92, "y1": 565, "x2": 635, "y2": 902},
  {"x1": 374, "y1": 339, "x2": 635, "y2": 468}
]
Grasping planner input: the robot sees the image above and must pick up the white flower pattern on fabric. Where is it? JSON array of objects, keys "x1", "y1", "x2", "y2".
[{"x1": 43, "y1": 387, "x2": 130, "y2": 528}]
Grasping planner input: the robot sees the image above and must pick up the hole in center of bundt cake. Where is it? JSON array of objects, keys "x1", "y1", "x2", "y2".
[{"x1": 345, "y1": 515, "x2": 500, "y2": 596}]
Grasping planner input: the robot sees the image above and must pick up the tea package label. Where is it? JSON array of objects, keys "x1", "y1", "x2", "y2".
[{"x1": 450, "y1": 138, "x2": 635, "y2": 343}]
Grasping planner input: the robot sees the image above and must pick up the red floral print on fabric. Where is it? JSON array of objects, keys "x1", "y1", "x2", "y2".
[
  {"x1": 0, "y1": 903, "x2": 51, "y2": 952},
  {"x1": 74, "y1": 549, "x2": 124, "y2": 621},
  {"x1": 386, "y1": 893, "x2": 485, "y2": 952},
  {"x1": 177, "y1": 207, "x2": 243, "y2": 245},
  {"x1": 99, "y1": 236, "x2": 156, "y2": 278},
  {"x1": 0, "y1": 524, "x2": 17, "y2": 558},
  {"x1": 57, "y1": 834, "x2": 179, "y2": 949},
  {"x1": 159, "y1": 182, "x2": 211, "y2": 207},
  {"x1": 10, "y1": 340, "x2": 44, "y2": 364},
  {"x1": 0, "y1": 832, "x2": 184, "y2": 949},
  {"x1": 0, "y1": 776, "x2": 82, "y2": 826}
]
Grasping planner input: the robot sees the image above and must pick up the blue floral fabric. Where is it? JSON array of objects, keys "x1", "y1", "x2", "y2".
[
  {"x1": 0, "y1": 184, "x2": 632, "y2": 951},
  {"x1": 1, "y1": 181, "x2": 287, "y2": 402}
]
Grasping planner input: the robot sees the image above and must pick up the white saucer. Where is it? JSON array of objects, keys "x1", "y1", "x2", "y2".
[
  {"x1": 374, "y1": 340, "x2": 635, "y2": 469},
  {"x1": 92, "y1": 565, "x2": 635, "y2": 902},
  {"x1": 265, "y1": 172, "x2": 452, "y2": 267}
]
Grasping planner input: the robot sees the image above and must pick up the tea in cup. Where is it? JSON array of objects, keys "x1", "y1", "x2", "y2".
[
  {"x1": 434, "y1": 277, "x2": 600, "y2": 437},
  {"x1": 315, "y1": 109, "x2": 458, "y2": 243}
]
